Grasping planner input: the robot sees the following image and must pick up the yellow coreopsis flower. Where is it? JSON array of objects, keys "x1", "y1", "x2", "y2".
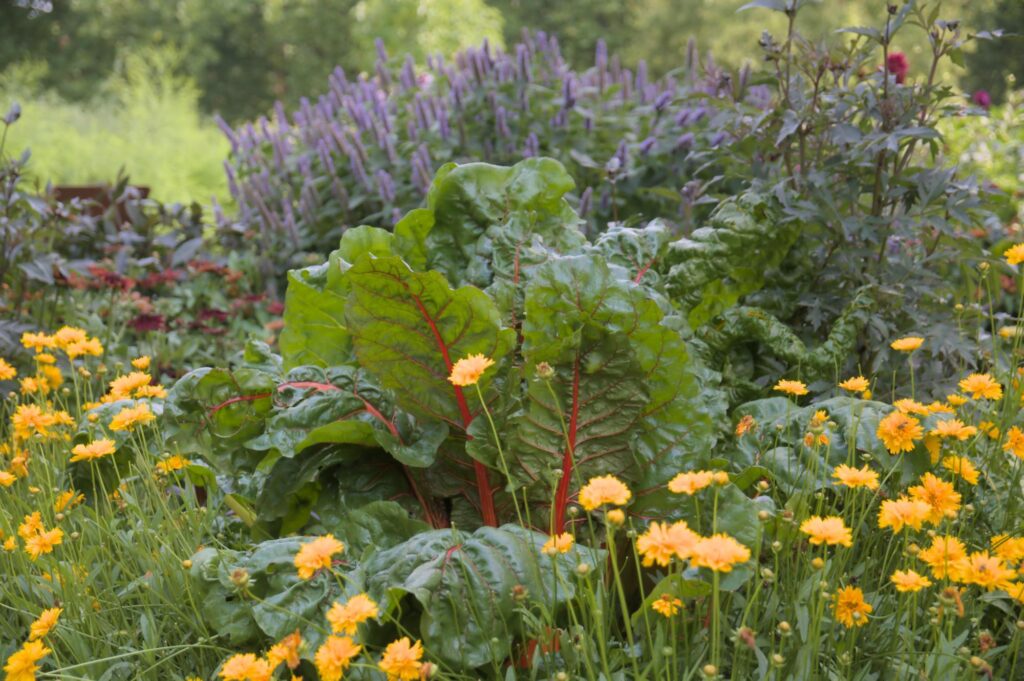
[
  {"x1": 24, "y1": 528, "x2": 63, "y2": 560},
  {"x1": 11, "y1": 404, "x2": 56, "y2": 440},
  {"x1": 1002, "y1": 426, "x2": 1024, "y2": 460},
  {"x1": 958, "y1": 373, "x2": 1002, "y2": 400},
  {"x1": 690, "y1": 533, "x2": 751, "y2": 572},
  {"x1": 838, "y1": 376, "x2": 869, "y2": 394},
  {"x1": 326, "y1": 593, "x2": 379, "y2": 635},
  {"x1": 155, "y1": 455, "x2": 190, "y2": 474},
  {"x1": 53, "y1": 489, "x2": 84, "y2": 513},
  {"x1": 64, "y1": 337, "x2": 103, "y2": 360},
  {"x1": 107, "y1": 371, "x2": 154, "y2": 400},
  {"x1": 131, "y1": 356, "x2": 151, "y2": 370},
  {"x1": 294, "y1": 535, "x2": 344, "y2": 579},
  {"x1": 70, "y1": 438, "x2": 117, "y2": 463},
  {"x1": 20, "y1": 332, "x2": 55, "y2": 353},
  {"x1": 833, "y1": 585, "x2": 872, "y2": 628},
  {"x1": 734, "y1": 414, "x2": 757, "y2": 436},
  {"x1": 908, "y1": 473, "x2": 961, "y2": 524},
  {"x1": 108, "y1": 403, "x2": 156, "y2": 431},
  {"x1": 378, "y1": 637, "x2": 423, "y2": 681},
  {"x1": 313, "y1": 636, "x2": 361, "y2": 681},
  {"x1": 53, "y1": 326, "x2": 88, "y2": 348},
  {"x1": 651, "y1": 593, "x2": 683, "y2": 618},
  {"x1": 541, "y1": 532, "x2": 575, "y2": 556},
  {"x1": 831, "y1": 464, "x2": 879, "y2": 490},
  {"x1": 960, "y1": 552, "x2": 1016, "y2": 590},
  {"x1": 929, "y1": 419, "x2": 977, "y2": 441},
  {"x1": 0, "y1": 358, "x2": 17, "y2": 381},
  {"x1": 447, "y1": 354, "x2": 495, "y2": 387},
  {"x1": 876, "y1": 411, "x2": 923, "y2": 454},
  {"x1": 893, "y1": 398, "x2": 929, "y2": 416},
  {"x1": 773, "y1": 379, "x2": 808, "y2": 396},
  {"x1": 577, "y1": 475, "x2": 631, "y2": 511},
  {"x1": 800, "y1": 516, "x2": 853, "y2": 547},
  {"x1": 919, "y1": 535, "x2": 969, "y2": 580},
  {"x1": 28, "y1": 608, "x2": 62, "y2": 641},
  {"x1": 890, "y1": 569, "x2": 932, "y2": 593},
  {"x1": 636, "y1": 521, "x2": 699, "y2": 567},
  {"x1": 940, "y1": 456, "x2": 979, "y2": 485},
  {"x1": 3, "y1": 639, "x2": 51, "y2": 681},
  {"x1": 667, "y1": 470, "x2": 715, "y2": 495},
  {"x1": 219, "y1": 653, "x2": 272, "y2": 681},
  {"x1": 877, "y1": 496, "x2": 932, "y2": 533},
  {"x1": 991, "y1": 535, "x2": 1024, "y2": 563},
  {"x1": 890, "y1": 336, "x2": 923, "y2": 352},
  {"x1": 266, "y1": 630, "x2": 303, "y2": 671},
  {"x1": 1004, "y1": 243, "x2": 1024, "y2": 266}
]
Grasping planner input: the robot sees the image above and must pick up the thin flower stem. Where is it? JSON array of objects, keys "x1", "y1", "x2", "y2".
[{"x1": 473, "y1": 383, "x2": 524, "y2": 527}]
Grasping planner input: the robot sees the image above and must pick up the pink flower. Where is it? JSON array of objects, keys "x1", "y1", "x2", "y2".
[
  {"x1": 972, "y1": 90, "x2": 991, "y2": 109},
  {"x1": 886, "y1": 52, "x2": 909, "y2": 84}
]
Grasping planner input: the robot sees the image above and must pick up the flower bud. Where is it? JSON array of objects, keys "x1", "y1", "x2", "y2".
[
  {"x1": 771, "y1": 653, "x2": 785, "y2": 667},
  {"x1": 758, "y1": 510, "x2": 771, "y2": 521},
  {"x1": 536, "y1": 362, "x2": 554, "y2": 379},
  {"x1": 606, "y1": 509, "x2": 625, "y2": 526},
  {"x1": 182, "y1": 559, "x2": 193, "y2": 569},
  {"x1": 229, "y1": 567, "x2": 251, "y2": 590},
  {"x1": 811, "y1": 557, "x2": 825, "y2": 570},
  {"x1": 701, "y1": 664, "x2": 718, "y2": 679},
  {"x1": 576, "y1": 563, "x2": 591, "y2": 576}
]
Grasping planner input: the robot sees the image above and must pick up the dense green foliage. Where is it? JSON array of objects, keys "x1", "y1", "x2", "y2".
[{"x1": 1, "y1": 3, "x2": 1024, "y2": 679}]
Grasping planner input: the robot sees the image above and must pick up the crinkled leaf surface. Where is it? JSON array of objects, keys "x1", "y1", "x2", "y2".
[
  {"x1": 364, "y1": 524, "x2": 603, "y2": 668},
  {"x1": 344, "y1": 254, "x2": 515, "y2": 427}
]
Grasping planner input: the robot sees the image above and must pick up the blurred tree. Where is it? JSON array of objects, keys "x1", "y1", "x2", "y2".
[
  {"x1": 1, "y1": 0, "x2": 1015, "y2": 123},
  {"x1": 494, "y1": 0, "x2": 635, "y2": 67},
  {"x1": 963, "y1": 0, "x2": 1023, "y2": 103},
  {"x1": 0, "y1": 0, "x2": 501, "y2": 122}
]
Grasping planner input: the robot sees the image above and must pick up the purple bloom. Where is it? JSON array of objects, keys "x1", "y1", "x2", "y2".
[
  {"x1": 578, "y1": 187, "x2": 593, "y2": 216},
  {"x1": 972, "y1": 90, "x2": 991, "y2": 109}
]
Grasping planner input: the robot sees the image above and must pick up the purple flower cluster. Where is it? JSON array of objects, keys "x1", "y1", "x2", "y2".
[{"x1": 220, "y1": 32, "x2": 767, "y2": 265}]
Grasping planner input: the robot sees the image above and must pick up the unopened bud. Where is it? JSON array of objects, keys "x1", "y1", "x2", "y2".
[
  {"x1": 811, "y1": 557, "x2": 825, "y2": 569},
  {"x1": 606, "y1": 509, "x2": 625, "y2": 526},
  {"x1": 229, "y1": 567, "x2": 251, "y2": 590},
  {"x1": 536, "y1": 362, "x2": 554, "y2": 379}
]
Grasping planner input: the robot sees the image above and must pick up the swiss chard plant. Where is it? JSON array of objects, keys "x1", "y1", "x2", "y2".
[{"x1": 166, "y1": 157, "x2": 729, "y2": 537}]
